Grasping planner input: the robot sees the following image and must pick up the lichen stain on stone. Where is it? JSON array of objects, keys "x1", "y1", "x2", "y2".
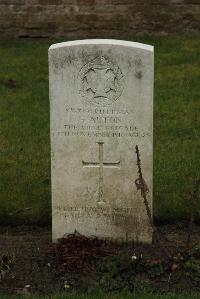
[
  {"x1": 63, "y1": 52, "x2": 77, "y2": 67},
  {"x1": 133, "y1": 57, "x2": 144, "y2": 79},
  {"x1": 111, "y1": 214, "x2": 139, "y2": 230},
  {"x1": 51, "y1": 51, "x2": 77, "y2": 72},
  {"x1": 135, "y1": 70, "x2": 143, "y2": 79}
]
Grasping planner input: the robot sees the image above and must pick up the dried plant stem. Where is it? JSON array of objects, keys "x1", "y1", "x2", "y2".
[
  {"x1": 135, "y1": 145, "x2": 170, "y2": 258},
  {"x1": 135, "y1": 145, "x2": 155, "y2": 231}
]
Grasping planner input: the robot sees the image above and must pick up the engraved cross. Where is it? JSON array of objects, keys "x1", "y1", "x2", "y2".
[{"x1": 82, "y1": 142, "x2": 120, "y2": 204}]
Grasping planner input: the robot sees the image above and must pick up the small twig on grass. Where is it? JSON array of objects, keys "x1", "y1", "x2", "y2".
[
  {"x1": 186, "y1": 178, "x2": 200, "y2": 249},
  {"x1": 9, "y1": 207, "x2": 32, "y2": 216}
]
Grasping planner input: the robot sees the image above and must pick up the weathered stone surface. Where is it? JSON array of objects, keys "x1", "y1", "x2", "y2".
[
  {"x1": 49, "y1": 39, "x2": 154, "y2": 243},
  {"x1": 0, "y1": 0, "x2": 199, "y2": 37}
]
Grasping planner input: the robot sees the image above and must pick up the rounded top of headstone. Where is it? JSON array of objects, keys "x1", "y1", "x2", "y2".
[{"x1": 49, "y1": 39, "x2": 154, "y2": 52}]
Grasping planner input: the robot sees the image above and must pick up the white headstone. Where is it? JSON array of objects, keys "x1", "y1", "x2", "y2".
[{"x1": 49, "y1": 39, "x2": 154, "y2": 243}]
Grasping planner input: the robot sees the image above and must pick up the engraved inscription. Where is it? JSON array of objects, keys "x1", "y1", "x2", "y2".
[
  {"x1": 82, "y1": 142, "x2": 120, "y2": 204},
  {"x1": 53, "y1": 205, "x2": 140, "y2": 229},
  {"x1": 51, "y1": 106, "x2": 151, "y2": 139},
  {"x1": 78, "y1": 56, "x2": 124, "y2": 106}
]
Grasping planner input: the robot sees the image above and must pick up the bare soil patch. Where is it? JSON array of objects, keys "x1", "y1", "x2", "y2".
[{"x1": 0, "y1": 225, "x2": 200, "y2": 295}]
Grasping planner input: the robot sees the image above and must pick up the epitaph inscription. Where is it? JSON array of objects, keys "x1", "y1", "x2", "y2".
[{"x1": 49, "y1": 40, "x2": 154, "y2": 243}]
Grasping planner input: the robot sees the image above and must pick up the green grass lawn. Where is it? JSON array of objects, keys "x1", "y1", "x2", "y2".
[{"x1": 0, "y1": 37, "x2": 199, "y2": 225}]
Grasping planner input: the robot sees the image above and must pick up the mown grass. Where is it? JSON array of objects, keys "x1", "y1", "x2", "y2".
[
  {"x1": 0, "y1": 292, "x2": 200, "y2": 299},
  {"x1": 0, "y1": 37, "x2": 199, "y2": 225}
]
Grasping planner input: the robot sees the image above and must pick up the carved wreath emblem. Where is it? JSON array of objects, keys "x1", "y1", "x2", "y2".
[{"x1": 78, "y1": 56, "x2": 124, "y2": 106}]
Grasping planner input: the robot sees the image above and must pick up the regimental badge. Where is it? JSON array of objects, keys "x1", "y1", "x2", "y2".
[{"x1": 78, "y1": 56, "x2": 124, "y2": 106}]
